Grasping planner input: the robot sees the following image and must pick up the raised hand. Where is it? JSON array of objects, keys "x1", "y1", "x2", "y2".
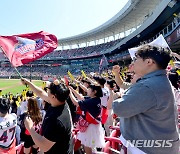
[
  {"x1": 112, "y1": 65, "x2": 120, "y2": 74},
  {"x1": 24, "y1": 116, "x2": 33, "y2": 131}
]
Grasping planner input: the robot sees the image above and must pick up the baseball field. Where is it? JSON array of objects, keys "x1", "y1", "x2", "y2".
[{"x1": 0, "y1": 79, "x2": 43, "y2": 95}]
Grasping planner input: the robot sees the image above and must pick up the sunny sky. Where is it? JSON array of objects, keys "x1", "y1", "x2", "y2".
[{"x1": 0, "y1": 0, "x2": 128, "y2": 39}]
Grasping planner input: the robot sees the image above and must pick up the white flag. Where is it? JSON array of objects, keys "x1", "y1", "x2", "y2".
[
  {"x1": 149, "y1": 34, "x2": 169, "y2": 49},
  {"x1": 128, "y1": 34, "x2": 170, "y2": 60},
  {"x1": 128, "y1": 47, "x2": 140, "y2": 59}
]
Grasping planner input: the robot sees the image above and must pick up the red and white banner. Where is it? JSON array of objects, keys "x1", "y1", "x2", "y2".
[{"x1": 0, "y1": 31, "x2": 58, "y2": 67}]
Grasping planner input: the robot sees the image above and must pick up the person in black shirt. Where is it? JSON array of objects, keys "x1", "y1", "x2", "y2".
[{"x1": 21, "y1": 78, "x2": 74, "y2": 154}]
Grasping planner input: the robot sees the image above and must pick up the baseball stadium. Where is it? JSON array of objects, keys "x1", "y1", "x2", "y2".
[{"x1": 0, "y1": 0, "x2": 180, "y2": 153}]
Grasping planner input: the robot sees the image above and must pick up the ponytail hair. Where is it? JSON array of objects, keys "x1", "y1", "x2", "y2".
[{"x1": 89, "y1": 84, "x2": 103, "y2": 98}]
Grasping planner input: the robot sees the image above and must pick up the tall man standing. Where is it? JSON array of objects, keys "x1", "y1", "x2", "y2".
[
  {"x1": 111, "y1": 45, "x2": 179, "y2": 154},
  {"x1": 21, "y1": 79, "x2": 74, "y2": 154}
]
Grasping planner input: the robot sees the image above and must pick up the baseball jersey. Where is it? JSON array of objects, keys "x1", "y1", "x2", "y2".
[{"x1": 0, "y1": 113, "x2": 17, "y2": 148}]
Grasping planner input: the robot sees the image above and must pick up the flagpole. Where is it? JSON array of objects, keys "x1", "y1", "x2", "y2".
[
  {"x1": 0, "y1": 46, "x2": 22, "y2": 79},
  {"x1": 14, "y1": 67, "x2": 23, "y2": 78}
]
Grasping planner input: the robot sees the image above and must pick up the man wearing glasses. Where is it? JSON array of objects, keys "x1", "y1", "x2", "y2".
[{"x1": 111, "y1": 45, "x2": 179, "y2": 154}]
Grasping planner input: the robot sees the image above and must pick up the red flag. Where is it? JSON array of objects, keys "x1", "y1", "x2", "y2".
[{"x1": 0, "y1": 31, "x2": 58, "y2": 67}]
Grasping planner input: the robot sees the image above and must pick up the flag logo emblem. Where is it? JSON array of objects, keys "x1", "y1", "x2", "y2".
[{"x1": 15, "y1": 37, "x2": 44, "y2": 54}]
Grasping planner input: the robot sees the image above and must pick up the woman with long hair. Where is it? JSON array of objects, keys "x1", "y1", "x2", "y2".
[
  {"x1": 27, "y1": 97, "x2": 43, "y2": 126},
  {"x1": 21, "y1": 78, "x2": 73, "y2": 154},
  {"x1": 20, "y1": 97, "x2": 43, "y2": 154}
]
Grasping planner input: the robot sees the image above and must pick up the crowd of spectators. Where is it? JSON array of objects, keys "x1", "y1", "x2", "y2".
[
  {"x1": 0, "y1": 64, "x2": 100, "y2": 78},
  {"x1": 42, "y1": 39, "x2": 122, "y2": 59},
  {"x1": 0, "y1": 44, "x2": 179, "y2": 154}
]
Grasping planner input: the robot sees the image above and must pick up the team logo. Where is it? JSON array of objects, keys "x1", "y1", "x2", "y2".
[{"x1": 14, "y1": 36, "x2": 44, "y2": 54}]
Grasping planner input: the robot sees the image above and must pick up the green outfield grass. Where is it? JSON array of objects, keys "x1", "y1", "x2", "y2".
[{"x1": 0, "y1": 79, "x2": 43, "y2": 95}]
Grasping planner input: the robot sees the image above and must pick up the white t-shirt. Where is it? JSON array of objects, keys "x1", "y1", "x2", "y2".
[
  {"x1": 19, "y1": 101, "x2": 28, "y2": 115},
  {"x1": 101, "y1": 87, "x2": 110, "y2": 107},
  {"x1": 0, "y1": 113, "x2": 17, "y2": 148}
]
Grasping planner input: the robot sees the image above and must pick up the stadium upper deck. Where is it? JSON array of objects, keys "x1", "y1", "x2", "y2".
[
  {"x1": 58, "y1": 0, "x2": 163, "y2": 47},
  {"x1": 0, "y1": 0, "x2": 179, "y2": 65}
]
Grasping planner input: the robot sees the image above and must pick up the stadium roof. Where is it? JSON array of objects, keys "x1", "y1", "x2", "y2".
[{"x1": 58, "y1": 0, "x2": 162, "y2": 46}]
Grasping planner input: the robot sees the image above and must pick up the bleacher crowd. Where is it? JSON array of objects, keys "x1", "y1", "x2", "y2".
[{"x1": 0, "y1": 44, "x2": 180, "y2": 154}]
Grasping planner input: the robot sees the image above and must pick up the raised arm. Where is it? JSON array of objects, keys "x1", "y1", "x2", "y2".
[
  {"x1": 107, "y1": 89, "x2": 114, "y2": 109},
  {"x1": 69, "y1": 86, "x2": 84, "y2": 101},
  {"x1": 171, "y1": 52, "x2": 180, "y2": 60},
  {"x1": 69, "y1": 90, "x2": 79, "y2": 106},
  {"x1": 86, "y1": 77, "x2": 98, "y2": 85},
  {"x1": 113, "y1": 65, "x2": 131, "y2": 90},
  {"x1": 21, "y1": 78, "x2": 49, "y2": 102},
  {"x1": 113, "y1": 65, "x2": 124, "y2": 87},
  {"x1": 24, "y1": 117, "x2": 55, "y2": 152},
  {"x1": 74, "y1": 79, "x2": 88, "y2": 92}
]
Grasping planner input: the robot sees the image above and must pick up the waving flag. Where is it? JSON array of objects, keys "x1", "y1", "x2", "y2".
[
  {"x1": 99, "y1": 54, "x2": 109, "y2": 73},
  {"x1": 128, "y1": 47, "x2": 139, "y2": 60},
  {"x1": 0, "y1": 31, "x2": 58, "y2": 67},
  {"x1": 128, "y1": 34, "x2": 170, "y2": 60}
]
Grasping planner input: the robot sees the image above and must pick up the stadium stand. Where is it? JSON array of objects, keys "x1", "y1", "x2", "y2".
[
  {"x1": 0, "y1": 0, "x2": 179, "y2": 153},
  {"x1": 0, "y1": 0, "x2": 179, "y2": 79}
]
